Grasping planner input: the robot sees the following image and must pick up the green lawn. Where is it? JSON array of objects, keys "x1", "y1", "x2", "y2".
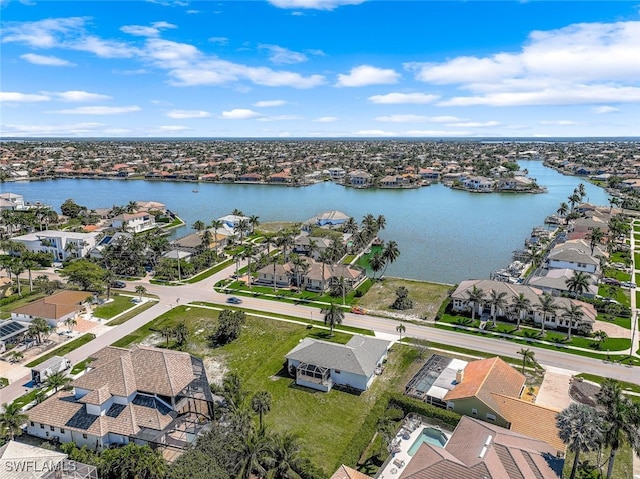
[
  {"x1": 597, "y1": 285, "x2": 631, "y2": 307},
  {"x1": 92, "y1": 294, "x2": 135, "y2": 319},
  {"x1": 26, "y1": 334, "x2": 96, "y2": 367},
  {"x1": 0, "y1": 292, "x2": 47, "y2": 314},
  {"x1": 107, "y1": 300, "x2": 157, "y2": 326},
  {"x1": 564, "y1": 443, "x2": 634, "y2": 479},
  {"x1": 184, "y1": 258, "x2": 234, "y2": 284},
  {"x1": 110, "y1": 305, "x2": 416, "y2": 475}
]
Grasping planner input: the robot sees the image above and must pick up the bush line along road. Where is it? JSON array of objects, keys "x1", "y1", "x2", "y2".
[{"x1": 2, "y1": 257, "x2": 638, "y2": 404}]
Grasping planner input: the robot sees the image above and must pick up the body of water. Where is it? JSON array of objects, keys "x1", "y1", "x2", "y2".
[{"x1": 1, "y1": 161, "x2": 609, "y2": 284}]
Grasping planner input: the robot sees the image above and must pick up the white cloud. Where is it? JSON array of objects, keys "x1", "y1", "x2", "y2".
[
  {"x1": 404, "y1": 130, "x2": 471, "y2": 136},
  {"x1": 259, "y1": 44, "x2": 307, "y2": 64},
  {"x1": 336, "y1": 65, "x2": 400, "y2": 87},
  {"x1": 166, "y1": 110, "x2": 211, "y2": 119},
  {"x1": 376, "y1": 114, "x2": 466, "y2": 123},
  {"x1": 220, "y1": 109, "x2": 262, "y2": 119},
  {"x1": 120, "y1": 21, "x2": 176, "y2": 37},
  {"x1": 0, "y1": 91, "x2": 50, "y2": 102},
  {"x1": 1, "y1": 122, "x2": 105, "y2": 136},
  {"x1": 208, "y1": 37, "x2": 228, "y2": 44},
  {"x1": 1, "y1": 17, "x2": 86, "y2": 48},
  {"x1": 158, "y1": 125, "x2": 191, "y2": 131},
  {"x1": 267, "y1": 0, "x2": 366, "y2": 10},
  {"x1": 313, "y1": 116, "x2": 338, "y2": 122},
  {"x1": 439, "y1": 84, "x2": 640, "y2": 107},
  {"x1": 368, "y1": 92, "x2": 439, "y2": 104},
  {"x1": 593, "y1": 106, "x2": 619, "y2": 114},
  {"x1": 47, "y1": 91, "x2": 111, "y2": 102},
  {"x1": 539, "y1": 120, "x2": 582, "y2": 126},
  {"x1": 253, "y1": 100, "x2": 287, "y2": 107},
  {"x1": 20, "y1": 53, "x2": 75, "y2": 66},
  {"x1": 257, "y1": 115, "x2": 303, "y2": 122},
  {"x1": 50, "y1": 105, "x2": 141, "y2": 115},
  {"x1": 448, "y1": 121, "x2": 500, "y2": 127}
]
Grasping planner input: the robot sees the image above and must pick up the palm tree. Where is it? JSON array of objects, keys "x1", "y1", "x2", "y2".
[
  {"x1": 318, "y1": 250, "x2": 332, "y2": 292},
  {"x1": 0, "y1": 402, "x2": 28, "y2": 441},
  {"x1": 376, "y1": 416, "x2": 396, "y2": 457},
  {"x1": 173, "y1": 321, "x2": 189, "y2": 348},
  {"x1": 465, "y1": 285, "x2": 485, "y2": 321},
  {"x1": 557, "y1": 202, "x2": 569, "y2": 218},
  {"x1": 22, "y1": 256, "x2": 38, "y2": 292},
  {"x1": 517, "y1": 347, "x2": 536, "y2": 374},
  {"x1": 536, "y1": 293, "x2": 557, "y2": 335},
  {"x1": 587, "y1": 227, "x2": 605, "y2": 255},
  {"x1": 565, "y1": 271, "x2": 591, "y2": 298},
  {"x1": 396, "y1": 323, "x2": 406, "y2": 340},
  {"x1": 250, "y1": 391, "x2": 272, "y2": 431},
  {"x1": 243, "y1": 244, "x2": 256, "y2": 289},
  {"x1": 267, "y1": 431, "x2": 305, "y2": 479},
  {"x1": 249, "y1": 215, "x2": 260, "y2": 233},
  {"x1": 596, "y1": 379, "x2": 640, "y2": 479},
  {"x1": 160, "y1": 326, "x2": 173, "y2": 346},
  {"x1": 568, "y1": 192, "x2": 582, "y2": 213},
  {"x1": 192, "y1": 220, "x2": 206, "y2": 231},
  {"x1": 593, "y1": 330, "x2": 608, "y2": 350},
  {"x1": 376, "y1": 214, "x2": 386, "y2": 232},
  {"x1": 487, "y1": 289, "x2": 507, "y2": 326},
  {"x1": 368, "y1": 251, "x2": 385, "y2": 281},
  {"x1": 342, "y1": 217, "x2": 358, "y2": 234},
  {"x1": 30, "y1": 317, "x2": 49, "y2": 344},
  {"x1": 562, "y1": 303, "x2": 584, "y2": 340},
  {"x1": 269, "y1": 254, "x2": 280, "y2": 293},
  {"x1": 380, "y1": 240, "x2": 400, "y2": 277},
  {"x1": 235, "y1": 219, "x2": 251, "y2": 243},
  {"x1": 9, "y1": 259, "x2": 24, "y2": 295},
  {"x1": 64, "y1": 317, "x2": 77, "y2": 333},
  {"x1": 321, "y1": 302, "x2": 344, "y2": 336},
  {"x1": 125, "y1": 201, "x2": 138, "y2": 213},
  {"x1": 556, "y1": 403, "x2": 604, "y2": 479},
  {"x1": 233, "y1": 429, "x2": 271, "y2": 479},
  {"x1": 135, "y1": 285, "x2": 146, "y2": 301},
  {"x1": 231, "y1": 208, "x2": 244, "y2": 216},
  {"x1": 510, "y1": 293, "x2": 531, "y2": 330},
  {"x1": 46, "y1": 371, "x2": 71, "y2": 393}
]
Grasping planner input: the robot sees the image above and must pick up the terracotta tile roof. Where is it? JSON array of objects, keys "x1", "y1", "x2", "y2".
[
  {"x1": 491, "y1": 393, "x2": 565, "y2": 453},
  {"x1": 79, "y1": 385, "x2": 112, "y2": 405},
  {"x1": 330, "y1": 465, "x2": 373, "y2": 479},
  {"x1": 12, "y1": 291, "x2": 92, "y2": 321},
  {"x1": 444, "y1": 357, "x2": 525, "y2": 414}
]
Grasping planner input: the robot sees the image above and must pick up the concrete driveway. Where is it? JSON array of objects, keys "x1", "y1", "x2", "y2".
[{"x1": 535, "y1": 364, "x2": 575, "y2": 411}]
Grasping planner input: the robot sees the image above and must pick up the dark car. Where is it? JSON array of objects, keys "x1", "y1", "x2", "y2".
[
  {"x1": 111, "y1": 280, "x2": 126, "y2": 288},
  {"x1": 226, "y1": 296, "x2": 243, "y2": 304}
]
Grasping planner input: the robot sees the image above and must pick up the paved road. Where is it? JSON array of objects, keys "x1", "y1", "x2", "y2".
[{"x1": 3, "y1": 258, "x2": 639, "y2": 404}]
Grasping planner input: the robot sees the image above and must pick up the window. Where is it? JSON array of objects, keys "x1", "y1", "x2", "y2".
[
  {"x1": 472, "y1": 408, "x2": 478, "y2": 416},
  {"x1": 60, "y1": 428, "x2": 65, "y2": 434},
  {"x1": 50, "y1": 426, "x2": 54, "y2": 431},
  {"x1": 40, "y1": 424, "x2": 44, "y2": 429},
  {"x1": 82, "y1": 434, "x2": 88, "y2": 439},
  {"x1": 30, "y1": 422, "x2": 34, "y2": 427},
  {"x1": 446, "y1": 401, "x2": 455, "y2": 411},
  {"x1": 335, "y1": 369, "x2": 341, "y2": 374},
  {"x1": 486, "y1": 413, "x2": 496, "y2": 422}
]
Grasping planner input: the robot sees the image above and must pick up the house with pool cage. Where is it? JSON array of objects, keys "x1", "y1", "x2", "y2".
[{"x1": 27, "y1": 345, "x2": 215, "y2": 462}]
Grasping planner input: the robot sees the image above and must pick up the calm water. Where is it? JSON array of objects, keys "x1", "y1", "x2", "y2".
[{"x1": 1, "y1": 161, "x2": 609, "y2": 284}]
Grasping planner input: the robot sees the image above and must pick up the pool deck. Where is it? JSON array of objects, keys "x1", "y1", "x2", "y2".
[{"x1": 377, "y1": 417, "x2": 450, "y2": 479}]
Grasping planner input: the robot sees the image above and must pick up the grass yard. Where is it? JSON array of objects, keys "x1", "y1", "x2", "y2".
[
  {"x1": 92, "y1": 294, "x2": 136, "y2": 319},
  {"x1": 563, "y1": 443, "x2": 634, "y2": 479},
  {"x1": 597, "y1": 285, "x2": 630, "y2": 307},
  {"x1": 0, "y1": 292, "x2": 47, "y2": 315},
  {"x1": 355, "y1": 278, "x2": 452, "y2": 321},
  {"x1": 185, "y1": 258, "x2": 234, "y2": 284},
  {"x1": 110, "y1": 304, "x2": 418, "y2": 475},
  {"x1": 107, "y1": 300, "x2": 157, "y2": 326}
]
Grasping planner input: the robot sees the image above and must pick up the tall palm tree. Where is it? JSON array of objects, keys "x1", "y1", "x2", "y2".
[
  {"x1": 587, "y1": 227, "x2": 605, "y2": 255},
  {"x1": 593, "y1": 330, "x2": 608, "y2": 350},
  {"x1": 0, "y1": 402, "x2": 28, "y2": 441},
  {"x1": 368, "y1": 251, "x2": 385, "y2": 281},
  {"x1": 249, "y1": 215, "x2": 260, "y2": 233},
  {"x1": 536, "y1": 293, "x2": 557, "y2": 335},
  {"x1": 318, "y1": 250, "x2": 332, "y2": 292},
  {"x1": 9, "y1": 259, "x2": 24, "y2": 296},
  {"x1": 510, "y1": 293, "x2": 531, "y2": 330},
  {"x1": 487, "y1": 289, "x2": 507, "y2": 326},
  {"x1": 568, "y1": 192, "x2": 582, "y2": 213},
  {"x1": 562, "y1": 303, "x2": 584, "y2": 340},
  {"x1": 380, "y1": 240, "x2": 400, "y2": 277},
  {"x1": 596, "y1": 379, "x2": 640, "y2": 479},
  {"x1": 46, "y1": 371, "x2": 71, "y2": 393},
  {"x1": 269, "y1": 254, "x2": 280, "y2": 293},
  {"x1": 135, "y1": 285, "x2": 147, "y2": 301},
  {"x1": 565, "y1": 271, "x2": 591, "y2": 298},
  {"x1": 243, "y1": 244, "x2": 256, "y2": 289},
  {"x1": 173, "y1": 321, "x2": 189, "y2": 348},
  {"x1": 192, "y1": 220, "x2": 206, "y2": 231},
  {"x1": 557, "y1": 202, "x2": 569, "y2": 218},
  {"x1": 556, "y1": 403, "x2": 604, "y2": 479},
  {"x1": 342, "y1": 217, "x2": 359, "y2": 234},
  {"x1": 30, "y1": 317, "x2": 49, "y2": 344},
  {"x1": 396, "y1": 323, "x2": 406, "y2": 340},
  {"x1": 64, "y1": 317, "x2": 77, "y2": 333},
  {"x1": 235, "y1": 219, "x2": 251, "y2": 243},
  {"x1": 22, "y1": 255, "x2": 38, "y2": 293},
  {"x1": 250, "y1": 391, "x2": 272, "y2": 431},
  {"x1": 465, "y1": 285, "x2": 485, "y2": 321},
  {"x1": 321, "y1": 302, "x2": 344, "y2": 336},
  {"x1": 233, "y1": 429, "x2": 271, "y2": 479},
  {"x1": 517, "y1": 347, "x2": 536, "y2": 374},
  {"x1": 267, "y1": 431, "x2": 305, "y2": 479},
  {"x1": 376, "y1": 214, "x2": 386, "y2": 232}
]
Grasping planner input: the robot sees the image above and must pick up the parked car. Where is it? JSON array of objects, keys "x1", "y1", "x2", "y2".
[
  {"x1": 622, "y1": 282, "x2": 637, "y2": 289},
  {"x1": 111, "y1": 280, "x2": 126, "y2": 288},
  {"x1": 351, "y1": 307, "x2": 367, "y2": 315},
  {"x1": 226, "y1": 296, "x2": 243, "y2": 304},
  {"x1": 602, "y1": 278, "x2": 621, "y2": 286}
]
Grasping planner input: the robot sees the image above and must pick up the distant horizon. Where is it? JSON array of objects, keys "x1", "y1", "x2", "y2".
[{"x1": 1, "y1": 1, "x2": 638, "y2": 138}]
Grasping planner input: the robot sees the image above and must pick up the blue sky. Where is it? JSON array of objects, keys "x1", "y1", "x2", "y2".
[{"x1": 1, "y1": 0, "x2": 638, "y2": 138}]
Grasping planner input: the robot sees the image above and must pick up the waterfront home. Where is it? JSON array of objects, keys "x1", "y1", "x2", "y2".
[
  {"x1": 380, "y1": 175, "x2": 407, "y2": 187},
  {"x1": 238, "y1": 172, "x2": 262, "y2": 182},
  {"x1": 398, "y1": 416, "x2": 563, "y2": 479},
  {"x1": 497, "y1": 176, "x2": 535, "y2": 190},
  {"x1": 11, "y1": 290, "x2": 93, "y2": 328},
  {"x1": 88, "y1": 232, "x2": 132, "y2": 260},
  {"x1": 284, "y1": 336, "x2": 390, "y2": 392},
  {"x1": 27, "y1": 345, "x2": 214, "y2": 454},
  {"x1": 0, "y1": 193, "x2": 25, "y2": 211},
  {"x1": 110, "y1": 212, "x2": 156, "y2": 233},
  {"x1": 135, "y1": 200, "x2": 166, "y2": 213},
  {"x1": 11, "y1": 230, "x2": 99, "y2": 261},
  {"x1": 302, "y1": 210, "x2": 351, "y2": 229},
  {"x1": 527, "y1": 268, "x2": 598, "y2": 298},
  {"x1": 326, "y1": 167, "x2": 346, "y2": 179},
  {"x1": 450, "y1": 279, "x2": 596, "y2": 331},
  {"x1": 418, "y1": 168, "x2": 440, "y2": 180},
  {"x1": 269, "y1": 171, "x2": 292, "y2": 183},
  {"x1": 293, "y1": 234, "x2": 333, "y2": 258},
  {"x1": 463, "y1": 176, "x2": 495, "y2": 190},
  {"x1": 217, "y1": 214, "x2": 251, "y2": 232},
  {"x1": 546, "y1": 239, "x2": 603, "y2": 274},
  {"x1": 347, "y1": 170, "x2": 373, "y2": 186}
]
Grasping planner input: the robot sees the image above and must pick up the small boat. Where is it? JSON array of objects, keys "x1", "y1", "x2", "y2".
[{"x1": 192, "y1": 189, "x2": 199, "y2": 193}]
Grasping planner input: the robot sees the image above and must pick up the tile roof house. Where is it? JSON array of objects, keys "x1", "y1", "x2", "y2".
[
  {"x1": 11, "y1": 290, "x2": 93, "y2": 327},
  {"x1": 330, "y1": 465, "x2": 372, "y2": 479},
  {"x1": 399, "y1": 416, "x2": 563, "y2": 479},
  {"x1": 285, "y1": 336, "x2": 390, "y2": 392},
  {"x1": 27, "y1": 345, "x2": 214, "y2": 454}
]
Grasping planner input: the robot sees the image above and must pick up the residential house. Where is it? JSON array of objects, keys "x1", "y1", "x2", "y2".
[
  {"x1": 463, "y1": 176, "x2": 494, "y2": 190},
  {"x1": 450, "y1": 279, "x2": 596, "y2": 331},
  {"x1": 285, "y1": 336, "x2": 390, "y2": 392},
  {"x1": 347, "y1": 170, "x2": 373, "y2": 186},
  {"x1": 27, "y1": 345, "x2": 214, "y2": 453},
  {"x1": 398, "y1": 416, "x2": 563, "y2": 479},
  {"x1": 380, "y1": 175, "x2": 407, "y2": 187},
  {"x1": 302, "y1": 210, "x2": 351, "y2": 229},
  {"x1": 111, "y1": 212, "x2": 156, "y2": 233},
  {"x1": 0, "y1": 441, "x2": 98, "y2": 479},
  {"x1": 0, "y1": 320, "x2": 30, "y2": 353},
  {"x1": 269, "y1": 171, "x2": 292, "y2": 183},
  {"x1": 11, "y1": 290, "x2": 93, "y2": 327},
  {"x1": 0, "y1": 193, "x2": 25, "y2": 211},
  {"x1": 528, "y1": 268, "x2": 598, "y2": 297},
  {"x1": 330, "y1": 465, "x2": 372, "y2": 479},
  {"x1": 497, "y1": 176, "x2": 535, "y2": 190},
  {"x1": 238, "y1": 172, "x2": 262, "y2": 182},
  {"x1": 418, "y1": 168, "x2": 440, "y2": 180},
  {"x1": 255, "y1": 263, "x2": 293, "y2": 288},
  {"x1": 546, "y1": 239, "x2": 603, "y2": 274},
  {"x1": 217, "y1": 214, "x2": 251, "y2": 232},
  {"x1": 327, "y1": 167, "x2": 346, "y2": 179},
  {"x1": 12, "y1": 230, "x2": 99, "y2": 261}
]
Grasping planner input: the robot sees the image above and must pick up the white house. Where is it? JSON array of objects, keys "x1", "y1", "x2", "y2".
[
  {"x1": 11, "y1": 230, "x2": 98, "y2": 261},
  {"x1": 285, "y1": 336, "x2": 390, "y2": 392},
  {"x1": 111, "y1": 212, "x2": 156, "y2": 233},
  {"x1": 546, "y1": 239, "x2": 602, "y2": 274},
  {"x1": 11, "y1": 290, "x2": 93, "y2": 327}
]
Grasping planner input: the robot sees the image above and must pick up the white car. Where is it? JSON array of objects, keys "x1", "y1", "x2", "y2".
[{"x1": 58, "y1": 330, "x2": 79, "y2": 338}]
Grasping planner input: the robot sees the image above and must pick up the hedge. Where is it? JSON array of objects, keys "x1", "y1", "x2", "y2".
[
  {"x1": 387, "y1": 393, "x2": 461, "y2": 428},
  {"x1": 0, "y1": 290, "x2": 41, "y2": 307}
]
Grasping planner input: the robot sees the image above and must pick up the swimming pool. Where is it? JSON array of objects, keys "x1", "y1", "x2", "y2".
[{"x1": 407, "y1": 427, "x2": 448, "y2": 456}]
